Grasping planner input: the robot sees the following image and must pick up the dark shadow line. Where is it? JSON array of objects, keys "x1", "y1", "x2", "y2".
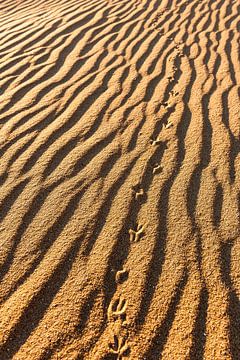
[
  {"x1": 212, "y1": 182, "x2": 223, "y2": 228},
  {"x1": 20, "y1": 64, "x2": 121, "y2": 175},
  {"x1": 83, "y1": 156, "x2": 138, "y2": 256},
  {"x1": 42, "y1": 135, "x2": 80, "y2": 179},
  {"x1": 0, "y1": 234, "x2": 84, "y2": 359},
  {"x1": 0, "y1": 178, "x2": 30, "y2": 224},
  {"x1": 70, "y1": 130, "x2": 118, "y2": 178},
  {"x1": 0, "y1": 184, "x2": 87, "y2": 303},
  {"x1": 220, "y1": 241, "x2": 240, "y2": 360},
  {"x1": 189, "y1": 285, "x2": 208, "y2": 360},
  {"x1": 143, "y1": 271, "x2": 188, "y2": 359}
]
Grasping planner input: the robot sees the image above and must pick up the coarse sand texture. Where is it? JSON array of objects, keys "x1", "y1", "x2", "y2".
[{"x1": 0, "y1": 0, "x2": 239, "y2": 359}]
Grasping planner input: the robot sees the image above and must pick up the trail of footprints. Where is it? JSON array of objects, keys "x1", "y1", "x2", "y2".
[
  {"x1": 107, "y1": 271, "x2": 129, "y2": 359},
  {"x1": 106, "y1": 73, "x2": 177, "y2": 358},
  {"x1": 0, "y1": 0, "x2": 238, "y2": 358}
]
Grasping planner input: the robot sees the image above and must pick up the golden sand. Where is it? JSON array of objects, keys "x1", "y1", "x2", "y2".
[{"x1": 0, "y1": 0, "x2": 239, "y2": 358}]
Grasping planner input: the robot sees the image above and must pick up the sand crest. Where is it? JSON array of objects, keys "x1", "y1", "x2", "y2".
[{"x1": 0, "y1": 0, "x2": 239, "y2": 358}]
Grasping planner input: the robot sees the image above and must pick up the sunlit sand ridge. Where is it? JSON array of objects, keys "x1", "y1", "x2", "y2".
[{"x1": 0, "y1": 0, "x2": 239, "y2": 358}]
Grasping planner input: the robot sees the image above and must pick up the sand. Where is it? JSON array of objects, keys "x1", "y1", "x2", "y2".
[{"x1": 0, "y1": 0, "x2": 239, "y2": 358}]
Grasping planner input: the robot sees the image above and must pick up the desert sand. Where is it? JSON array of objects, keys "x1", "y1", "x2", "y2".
[{"x1": 0, "y1": 0, "x2": 239, "y2": 358}]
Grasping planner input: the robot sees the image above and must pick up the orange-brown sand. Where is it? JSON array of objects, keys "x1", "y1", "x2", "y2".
[{"x1": 0, "y1": 0, "x2": 239, "y2": 358}]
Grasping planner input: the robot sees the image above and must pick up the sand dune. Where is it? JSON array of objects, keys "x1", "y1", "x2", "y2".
[{"x1": 0, "y1": 0, "x2": 239, "y2": 358}]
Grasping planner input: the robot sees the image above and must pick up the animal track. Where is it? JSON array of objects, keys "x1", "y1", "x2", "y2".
[
  {"x1": 150, "y1": 136, "x2": 162, "y2": 146},
  {"x1": 115, "y1": 269, "x2": 129, "y2": 284},
  {"x1": 108, "y1": 297, "x2": 127, "y2": 321},
  {"x1": 135, "y1": 188, "x2": 144, "y2": 200},
  {"x1": 170, "y1": 89, "x2": 179, "y2": 96},
  {"x1": 129, "y1": 224, "x2": 145, "y2": 242},
  {"x1": 150, "y1": 12, "x2": 163, "y2": 26},
  {"x1": 131, "y1": 184, "x2": 145, "y2": 200},
  {"x1": 108, "y1": 334, "x2": 130, "y2": 359},
  {"x1": 152, "y1": 163, "x2": 162, "y2": 174},
  {"x1": 164, "y1": 120, "x2": 173, "y2": 129}
]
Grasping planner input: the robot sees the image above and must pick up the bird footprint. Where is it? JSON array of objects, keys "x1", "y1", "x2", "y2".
[
  {"x1": 108, "y1": 297, "x2": 127, "y2": 321},
  {"x1": 150, "y1": 136, "x2": 162, "y2": 146},
  {"x1": 135, "y1": 188, "x2": 144, "y2": 200},
  {"x1": 131, "y1": 184, "x2": 144, "y2": 200},
  {"x1": 152, "y1": 163, "x2": 162, "y2": 174},
  {"x1": 129, "y1": 224, "x2": 145, "y2": 242},
  {"x1": 115, "y1": 269, "x2": 129, "y2": 284},
  {"x1": 108, "y1": 334, "x2": 130, "y2": 359},
  {"x1": 164, "y1": 120, "x2": 173, "y2": 129}
]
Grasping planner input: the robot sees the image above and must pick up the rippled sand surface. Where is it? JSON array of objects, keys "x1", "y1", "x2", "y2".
[{"x1": 0, "y1": 0, "x2": 239, "y2": 358}]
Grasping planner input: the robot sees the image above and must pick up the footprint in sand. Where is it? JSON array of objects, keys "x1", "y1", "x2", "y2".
[
  {"x1": 152, "y1": 163, "x2": 162, "y2": 175},
  {"x1": 135, "y1": 188, "x2": 144, "y2": 200},
  {"x1": 108, "y1": 334, "x2": 130, "y2": 359},
  {"x1": 115, "y1": 269, "x2": 129, "y2": 284},
  {"x1": 108, "y1": 297, "x2": 127, "y2": 321},
  {"x1": 170, "y1": 90, "x2": 179, "y2": 96},
  {"x1": 164, "y1": 120, "x2": 173, "y2": 129},
  {"x1": 129, "y1": 224, "x2": 145, "y2": 242},
  {"x1": 131, "y1": 184, "x2": 144, "y2": 200},
  {"x1": 150, "y1": 136, "x2": 162, "y2": 146}
]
